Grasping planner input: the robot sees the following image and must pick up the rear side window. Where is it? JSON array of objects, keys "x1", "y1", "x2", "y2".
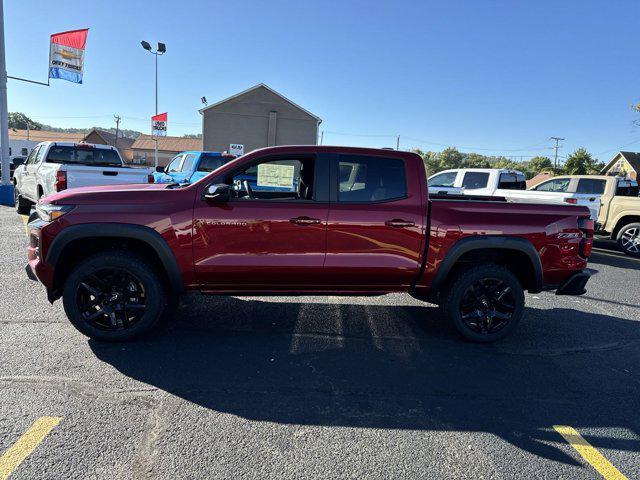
[
  {"x1": 428, "y1": 171, "x2": 457, "y2": 187},
  {"x1": 46, "y1": 146, "x2": 121, "y2": 166},
  {"x1": 533, "y1": 178, "x2": 570, "y2": 192},
  {"x1": 198, "y1": 155, "x2": 227, "y2": 172},
  {"x1": 338, "y1": 155, "x2": 406, "y2": 202},
  {"x1": 576, "y1": 179, "x2": 606, "y2": 194},
  {"x1": 461, "y1": 172, "x2": 489, "y2": 189},
  {"x1": 181, "y1": 154, "x2": 197, "y2": 173},
  {"x1": 498, "y1": 172, "x2": 526, "y2": 190}
]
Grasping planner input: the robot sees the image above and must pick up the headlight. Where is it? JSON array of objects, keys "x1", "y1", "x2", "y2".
[{"x1": 36, "y1": 204, "x2": 75, "y2": 222}]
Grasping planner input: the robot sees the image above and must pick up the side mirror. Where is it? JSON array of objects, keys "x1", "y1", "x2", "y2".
[
  {"x1": 204, "y1": 183, "x2": 230, "y2": 203},
  {"x1": 155, "y1": 166, "x2": 164, "y2": 173}
]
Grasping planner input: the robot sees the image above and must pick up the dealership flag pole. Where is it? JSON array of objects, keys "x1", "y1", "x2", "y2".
[{"x1": 0, "y1": 0, "x2": 10, "y2": 188}]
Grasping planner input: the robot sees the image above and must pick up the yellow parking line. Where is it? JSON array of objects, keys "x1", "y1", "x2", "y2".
[
  {"x1": 553, "y1": 425, "x2": 628, "y2": 480},
  {"x1": 0, "y1": 417, "x2": 62, "y2": 480}
]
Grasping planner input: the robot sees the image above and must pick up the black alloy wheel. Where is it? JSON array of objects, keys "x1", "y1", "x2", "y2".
[
  {"x1": 459, "y1": 277, "x2": 515, "y2": 335},
  {"x1": 442, "y1": 263, "x2": 525, "y2": 343},
  {"x1": 63, "y1": 252, "x2": 166, "y2": 341},
  {"x1": 76, "y1": 268, "x2": 147, "y2": 331}
]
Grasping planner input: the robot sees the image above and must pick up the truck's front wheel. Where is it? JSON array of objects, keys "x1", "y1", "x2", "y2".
[
  {"x1": 62, "y1": 252, "x2": 166, "y2": 341},
  {"x1": 617, "y1": 223, "x2": 640, "y2": 257},
  {"x1": 442, "y1": 264, "x2": 524, "y2": 343}
]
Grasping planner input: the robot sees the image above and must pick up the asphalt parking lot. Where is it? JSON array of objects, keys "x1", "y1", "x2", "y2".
[{"x1": 1, "y1": 205, "x2": 639, "y2": 479}]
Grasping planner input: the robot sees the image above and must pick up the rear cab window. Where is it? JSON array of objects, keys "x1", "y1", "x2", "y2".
[
  {"x1": 498, "y1": 172, "x2": 526, "y2": 190},
  {"x1": 616, "y1": 179, "x2": 639, "y2": 197},
  {"x1": 46, "y1": 145, "x2": 122, "y2": 166},
  {"x1": 338, "y1": 155, "x2": 406, "y2": 202},
  {"x1": 198, "y1": 155, "x2": 228, "y2": 173}
]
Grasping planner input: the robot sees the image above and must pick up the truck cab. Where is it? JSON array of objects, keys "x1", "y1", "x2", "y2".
[{"x1": 153, "y1": 151, "x2": 235, "y2": 184}]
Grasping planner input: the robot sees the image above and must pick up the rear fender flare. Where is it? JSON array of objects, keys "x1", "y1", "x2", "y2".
[{"x1": 430, "y1": 236, "x2": 543, "y2": 293}]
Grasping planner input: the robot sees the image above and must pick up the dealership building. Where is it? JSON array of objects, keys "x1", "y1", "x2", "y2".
[{"x1": 200, "y1": 84, "x2": 321, "y2": 155}]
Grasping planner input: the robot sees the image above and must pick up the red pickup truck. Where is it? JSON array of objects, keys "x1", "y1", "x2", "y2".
[{"x1": 25, "y1": 146, "x2": 594, "y2": 343}]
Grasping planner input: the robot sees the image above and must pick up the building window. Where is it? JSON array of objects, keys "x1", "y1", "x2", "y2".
[{"x1": 21, "y1": 148, "x2": 29, "y2": 156}]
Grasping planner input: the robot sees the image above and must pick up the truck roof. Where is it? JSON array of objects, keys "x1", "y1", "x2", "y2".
[
  {"x1": 432, "y1": 168, "x2": 525, "y2": 175},
  {"x1": 242, "y1": 145, "x2": 421, "y2": 159},
  {"x1": 36, "y1": 141, "x2": 118, "y2": 151}
]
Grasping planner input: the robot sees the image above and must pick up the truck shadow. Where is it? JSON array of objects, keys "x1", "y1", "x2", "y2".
[{"x1": 89, "y1": 296, "x2": 640, "y2": 465}]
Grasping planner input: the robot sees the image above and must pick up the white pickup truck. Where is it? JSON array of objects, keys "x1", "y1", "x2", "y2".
[
  {"x1": 427, "y1": 168, "x2": 601, "y2": 220},
  {"x1": 13, "y1": 142, "x2": 152, "y2": 214}
]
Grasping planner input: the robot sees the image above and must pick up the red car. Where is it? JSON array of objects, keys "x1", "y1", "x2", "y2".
[{"x1": 25, "y1": 146, "x2": 594, "y2": 342}]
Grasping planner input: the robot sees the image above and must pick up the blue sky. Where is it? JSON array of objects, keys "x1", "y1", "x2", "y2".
[{"x1": 5, "y1": 0, "x2": 640, "y2": 161}]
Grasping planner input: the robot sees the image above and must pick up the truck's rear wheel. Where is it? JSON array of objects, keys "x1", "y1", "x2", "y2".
[
  {"x1": 617, "y1": 223, "x2": 640, "y2": 257},
  {"x1": 62, "y1": 252, "x2": 166, "y2": 341},
  {"x1": 442, "y1": 264, "x2": 524, "y2": 343}
]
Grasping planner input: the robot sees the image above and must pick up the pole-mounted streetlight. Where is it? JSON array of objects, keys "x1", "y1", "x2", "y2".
[{"x1": 141, "y1": 41, "x2": 166, "y2": 167}]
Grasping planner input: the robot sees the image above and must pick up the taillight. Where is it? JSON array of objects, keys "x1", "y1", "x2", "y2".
[
  {"x1": 148, "y1": 174, "x2": 154, "y2": 183},
  {"x1": 564, "y1": 198, "x2": 578, "y2": 205},
  {"x1": 578, "y1": 217, "x2": 594, "y2": 258},
  {"x1": 55, "y1": 171, "x2": 67, "y2": 191}
]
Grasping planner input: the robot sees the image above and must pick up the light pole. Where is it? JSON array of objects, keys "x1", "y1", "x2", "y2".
[
  {"x1": 0, "y1": 0, "x2": 11, "y2": 194},
  {"x1": 141, "y1": 41, "x2": 166, "y2": 167}
]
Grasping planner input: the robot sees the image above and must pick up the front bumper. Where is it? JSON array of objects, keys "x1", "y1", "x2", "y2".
[{"x1": 555, "y1": 268, "x2": 596, "y2": 296}]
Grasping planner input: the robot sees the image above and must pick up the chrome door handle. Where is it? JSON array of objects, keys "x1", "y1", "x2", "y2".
[
  {"x1": 385, "y1": 219, "x2": 415, "y2": 228},
  {"x1": 290, "y1": 216, "x2": 321, "y2": 225}
]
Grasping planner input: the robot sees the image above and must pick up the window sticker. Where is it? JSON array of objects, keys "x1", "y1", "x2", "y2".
[{"x1": 257, "y1": 163, "x2": 295, "y2": 188}]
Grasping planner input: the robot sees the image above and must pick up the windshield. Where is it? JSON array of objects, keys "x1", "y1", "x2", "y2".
[{"x1": 46, "y1": 145, "x2": 122, "y2": 166}]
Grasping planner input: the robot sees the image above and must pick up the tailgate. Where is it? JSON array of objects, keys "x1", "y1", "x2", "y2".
[
  {"x1": 502, "y1": 190, "x2": 600, "y2": 220},
  {"x1": 64, "y1": 165, "x2": 150, "y2": 188}
]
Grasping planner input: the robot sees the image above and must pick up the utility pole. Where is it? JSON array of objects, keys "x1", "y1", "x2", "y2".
[
  {"x1": 0, "y1": 0, "x2": 10, "y2": 191},
  {"x1": 396, "y1": 135, "x2": 400, "y2": 151},
  {"x1": 550, "y1": 136, "x2": 565, "y2": 171},
  {"x1": 319, "y1": 130, "x2": 323, "y2": 145},
  {"x1": 113, "y1": 115, "x2": 121, "y2": 148}
]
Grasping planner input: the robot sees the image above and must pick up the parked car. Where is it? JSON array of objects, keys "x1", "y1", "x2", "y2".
[
  {"x1": 529, "y1": 175, "x2": 640, "y2": 256},
  {"x1": 153, "y1": 151, "x2": 235, "y2": 184},
  {"x1": 25, "y1": 146, "x2": 594, "y2": 343},
  {"x1": 13, "y1": 142, "x2": 153, "y2": 214},
  {"x1": 428, "y1": 168, "x2": 601, "y2": 220},
  {"x1": 0, "y1": 156, "x2": 26, "y2": 180},
  {"x1": 427, "y1": 168, "x2": 527, "y2": 196}
]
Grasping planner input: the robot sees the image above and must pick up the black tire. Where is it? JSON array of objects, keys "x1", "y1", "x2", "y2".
[
  {"x1": 14, "y1": 186, "x2": 31, "y2": 215},
  {"x1": 616, "y1": 223, "x2": 640, "y2": 257},
  {"x1": 441, "y1": 263, "x2": 524, "y2": 343},
  {"x1": 62, "y1": 251, "x2": 166, "y2": 341}
]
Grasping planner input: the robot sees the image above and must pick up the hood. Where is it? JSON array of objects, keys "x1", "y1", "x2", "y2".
[{"x1": 42, "y1": 183, "x2": 192, "y2": 205}]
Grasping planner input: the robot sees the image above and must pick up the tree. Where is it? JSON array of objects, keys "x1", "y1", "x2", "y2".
[
  {"x1": 463, "y1": 153, "x2": 491, "y2": 168},
  {"x1": 8, "y1": 112, "x2": 42, "y2": 130},
  {"x1": 563, "y1": 148, "x2": 603, "y2": 175},
  {"x1": 525, "y1": 156, "x2": 553, "y2": 178},
  {"x1": 437, "y1": 147, "x2": 465, "y2": 170}
]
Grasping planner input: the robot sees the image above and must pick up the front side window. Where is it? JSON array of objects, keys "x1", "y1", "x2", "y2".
[
  {"x1": 576, "y1": 178, "x2": 606, "y2": 195},
  {"x1": 230, "y1": 157, "x2": 314, "y2": 201},
  {"x1": 498, "y1": 172, "x2": 526, "y2": 190},
  {"x1": 533, "y1": 178, "x2": 571, "y2": 192},
  {"x1": 25, "y1": 146, "x2": 40, "y2": 165},
  {"x1": 461, "y1": 172, "x2": 490, "y2": 190},
  {"x1": 166, "y1": 155, "x2": 184, "y2": 173},
  {"x1": 428, "y1": 171, "x2": 457, "y2": 188},
  {"x1": 338, "y1": 155, "x2": 406, "y2": 202}
]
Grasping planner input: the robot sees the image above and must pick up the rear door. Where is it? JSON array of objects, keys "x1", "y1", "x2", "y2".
[
  {"x1": 574, "y1": 178, "x2": 606, "y2": 223},
  {"x1": 324, "y1": 153, "x2": 424, "y2": 288}
]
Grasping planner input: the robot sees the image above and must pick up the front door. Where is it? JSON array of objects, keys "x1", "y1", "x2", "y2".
[
  {"x1": 193, "y1": 153, "x2": 330, "y2": 289},
  {"x1": 324, "y1": 153, "x2": 425, "y2": 289},
  {"x1": 22, "y1": 145, "x2": 42, "y2": 201}
]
